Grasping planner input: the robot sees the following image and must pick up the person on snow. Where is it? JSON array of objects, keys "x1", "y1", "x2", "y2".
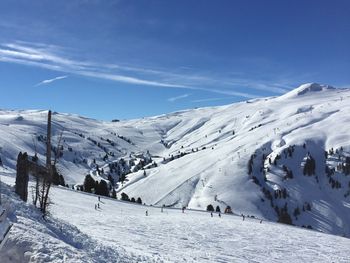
[
  {"x1": 146, "y1": 210, "x2": 148, "y2": 216},
  {"x1": 218, "y1": 212, "x2": 221, "y2": 218},
  {"x1": 97, "y1": 203, "x2": 100, "y2": 209},
  {"x1": 95, "y1": 204, "x2": 97, "y2": 210},
  {"x1": 211, "y1": 212, "x2": 213, "y2": 217}
]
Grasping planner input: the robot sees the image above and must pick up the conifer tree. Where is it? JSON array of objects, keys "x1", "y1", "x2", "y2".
[{"x1": 207, "y1": 204, "x2": 214, "y2": 212}]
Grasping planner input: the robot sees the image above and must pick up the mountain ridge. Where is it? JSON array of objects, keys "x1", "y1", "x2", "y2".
[{"x1": 0, "y1": 83, "x2": 349, "y2": 237}]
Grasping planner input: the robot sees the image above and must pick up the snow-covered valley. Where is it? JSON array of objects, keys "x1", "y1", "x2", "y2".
[{"x1": 0, "y1": 83, "x2": 350, "y2": 261}]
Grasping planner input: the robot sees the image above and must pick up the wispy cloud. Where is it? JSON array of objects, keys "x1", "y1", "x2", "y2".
[
  {"x1": 191, "y1": 97, "x2": 234, "y2": 103},
  {"x1": 0, "y1": 41, "x2": 295, "y2": 98},
  {"x1": 191, "y1": 95, "x2": 262, "y2": 103},
  {"x1": 35, "y1": 75, "x2": 68, "y2": 86},
  {"x1": 0, "y1": 42, "x2": 189, "y2": 89},
  {"x1": 167, "y1": 93, "x2": 190, "y2": 102}
]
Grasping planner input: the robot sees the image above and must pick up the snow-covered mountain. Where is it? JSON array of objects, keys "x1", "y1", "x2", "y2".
[{"x1": 0, "y1": 83, "x2": 350, "y2": 237}]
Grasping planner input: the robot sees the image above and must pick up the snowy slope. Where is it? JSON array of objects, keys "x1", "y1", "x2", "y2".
[
  {"x1": 0, "y1": 83, "x2": 350, "y2": 237},
  {"x1": 0, "y1": 175, "x2": 130, "y2": 262},
  {"x1": 1, "y1": 174, "x2": 350, "y2": 263}
]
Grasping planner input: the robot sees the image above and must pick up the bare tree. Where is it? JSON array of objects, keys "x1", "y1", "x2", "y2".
[{"x1": 37, "y1": 110, "x2": 52, "y2": 216}]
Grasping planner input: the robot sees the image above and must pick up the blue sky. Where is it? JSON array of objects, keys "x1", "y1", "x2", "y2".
[{"x1": 0, "y1": 0, "x2": 349, "y2": 120}]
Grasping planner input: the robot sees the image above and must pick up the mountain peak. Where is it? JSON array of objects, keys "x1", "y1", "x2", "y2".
[{"x1": 281, "y1": 83, "x2": 336, "y2": 99}]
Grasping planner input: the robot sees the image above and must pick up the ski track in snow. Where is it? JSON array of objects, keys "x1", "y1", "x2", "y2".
[{"x1": 3, "y1": 175, "x2": 348, "y2": 262}]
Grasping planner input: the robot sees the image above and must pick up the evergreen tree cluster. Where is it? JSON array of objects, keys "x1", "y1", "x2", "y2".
[
  {"x1": 302, "y1": 202, "x2": 312, "y2": 212},
  {"x1": 282, "y1": 165, "x2": 293, "y2": 179},
  {"x1": 52, "y1": 165, "x2": 65, "y2": 186},
  {"x1": 83, "y1": 174, "x2": 109, "y2": 196},
  {"x1": 328, "y1": 177, "x2": 342, "y2": 189},
  {"x1": 247, "y1": 154, "x2": 255, "y2": 175},
  {"x1": 276, "y1": 203, "x2": 293, "y2": 225},
  {"x1": 303, "y1": 155, "x2": 316, "y2": 176},
  {"x1": 342, "y1": 157, "x2": 350, "y2": 175},
  {"x1": 274, "y1": 188, "x2": 287, "y2": 199},
  {"x1": 293, "y1": 207, "x2": 300, "y2": 219},
  {"x1": 120, "y1": 192, "x2": 142, "y2": 204},
  {"x1": 262, "y1": 187, "x2": 272, "y2": 201},
  {"x1": 206, "y1": 204, "x2": 214, "y2": 212}
]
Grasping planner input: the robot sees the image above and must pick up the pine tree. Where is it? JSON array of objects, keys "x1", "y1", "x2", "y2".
[
  {"x1": 207, "y1": 204, "x2": 214, "y2": 212},
  {"x1": 96, "y1": 180, "x2": 109, "y2": 196},
  {"x1": 59, "y1": 174, "x2": 65, "y2": 186},
  {"x1": 111, "y1": 188, "x2": 117, "y2": 199},
  {"x1": 83, "y1": 174, "x2": 96, "y2": 193},
  {"x1": 121, "y1": 192, "x2": 130, "y2": 201},
  {"x1": 215, "y1": 206, "x2": 221, "y2": 213},
  {"x1": 293, "y1": 207, "x2": 300, "y2": 219},
  {"x1": 52, "y1": 165, "x2": 65, "y2": 186},
  {"x1": 108, "y1": 174, "x2": 115, "y2": 186}
]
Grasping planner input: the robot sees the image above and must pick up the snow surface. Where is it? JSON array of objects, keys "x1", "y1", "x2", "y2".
[
  {"x1": 0, "y1": 83, "x2": 349, "y2": 238},
  {"x1": 1, "y1": 174, "x2": 350, "y2": 263}
]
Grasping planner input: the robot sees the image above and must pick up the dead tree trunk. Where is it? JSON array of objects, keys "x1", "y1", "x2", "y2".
[
  {"x1": 40, "y1": 110, "x2": 52, "y2": 216},
  {"x1": 15, "y1": 152, "x2": 29, "y2": 202}
]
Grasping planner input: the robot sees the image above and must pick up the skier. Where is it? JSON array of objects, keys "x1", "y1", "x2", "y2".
[
  {"x1": 242, "y1": 215, "x2": 245, "y2": 221},
  {"x1": 95, "y1": 204, "x2": 97, "y2": 210},
  {"x1": 98, "y1": 196, "x2": 100, "y2": 202},
  {"x1": 260, "y1": 219, "x2": 263, "y2": 224},
  {"x1": 182, "y1": 207, "x2": 185, "y2": 213},
  {"x1": 218, "y1": 212, "x2": 221, "y2": 218},
  {"x1": 97, "y1": 203, "x2": 100, "y2": 209},
  {"x1": 146, "y1": 210, "x2": 148, "y2": 216},
  {"x1": 211, "y1": 212, "x2": 213, "y2": 217}
]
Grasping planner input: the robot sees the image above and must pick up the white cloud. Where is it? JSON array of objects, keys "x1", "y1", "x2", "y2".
[
  {"x1": 167, "y1": 94, "x2": 190, "y2": 102},
  {"x1": 0, "y1": 41, "x2": 294, "y2": 98},
  {"x1": 35, "y1": 75, "x2": 68, "y2": 86},
  {"x1": 191, "y1": 97, "x2": 232, "y2": 103},
  {"x1": 0, "y1": 42, "x2": 190, "y2": 89},
  {"x1": 191, "y1": 95, "x2": 261, "y2": 103}
]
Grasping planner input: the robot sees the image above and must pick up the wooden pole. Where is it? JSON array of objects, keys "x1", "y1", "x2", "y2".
[{"x1": 46, "y1": 110, "x2": 52, "y2": 170}]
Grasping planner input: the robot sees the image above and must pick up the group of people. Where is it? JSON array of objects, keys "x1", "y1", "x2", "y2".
[{"x1": 241, "y1": 214, "x2": 263, "y2": 223}]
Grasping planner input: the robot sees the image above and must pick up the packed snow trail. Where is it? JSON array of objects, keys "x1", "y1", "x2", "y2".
[
  {"x1": 48, "y1": 179, "x2": 350, "y2": 262},
  {"x1": 1, "y1": 174, "x2": 350, "y2": 262}
]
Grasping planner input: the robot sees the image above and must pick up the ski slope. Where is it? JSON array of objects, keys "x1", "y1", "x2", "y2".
[
  {"x1": 0, "y1": 83, "x2": 350, "y2": 237},
  {"x1": 1, "y1": 174, "x2": 350, "y2": 263}
]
